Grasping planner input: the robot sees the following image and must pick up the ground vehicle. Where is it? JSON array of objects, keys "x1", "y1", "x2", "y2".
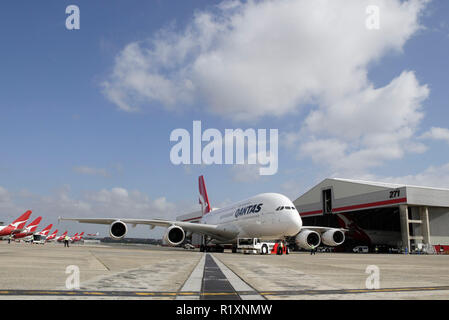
[
  {"x1": 237, "y1": 238, "x2": 280, "y2": 255},
  {"x1": 353, "y1": 245, "x2": 369, "y2": 253},
  {"x1": 183, "y1": 243, "x2": 195, "y2": 250},
  {"x1": 32, "y1": 234, "x2": 46, "y2": 244}
]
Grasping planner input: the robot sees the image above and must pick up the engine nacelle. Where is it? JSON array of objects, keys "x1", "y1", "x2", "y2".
[
  {"x1": 163, "y1": 225, "x2": 185, "y2": 246},
  {"x1": 321, "y1": 229, "x2": 345, "y2": 246},
  {"x1": 295, "y1": 230, "x2": 321, "y2": 250},
  {"x1": 109, "y1": 220, "x2": 128, "y2": 240}
]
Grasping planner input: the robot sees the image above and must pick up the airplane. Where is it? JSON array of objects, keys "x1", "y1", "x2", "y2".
[
  {"x1": 56, "y1": 231, "x2": 68, "y2": 242},
  {"x1": 36, "y1": 224, "x2": 53, "y2": 237},
  {"x1": 46, "y1": 229, "x2": 58, "y2": 241},
  {"x1": 13, "y1": 217, "x2": 42, "y2": 240},
  {"x1": 71, "y1": 232, "x2": 84, "y2": 242},
  {"x1": 60, "y1": 175, "x2": 347, "y2": 253},
  {"x1": 336, "y1": 213, "x2": 401, "y2": 247},
  {"x1": 69, "y1": 233, "x2": 78, "y2": 242},
  {"x1": 0, "y1": 210, "x2": 32, "y2": 238}
]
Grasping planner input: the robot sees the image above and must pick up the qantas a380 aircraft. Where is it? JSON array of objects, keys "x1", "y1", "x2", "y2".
[{"x1": 61, "y1": 176, "x2": 346, "y2": 252}]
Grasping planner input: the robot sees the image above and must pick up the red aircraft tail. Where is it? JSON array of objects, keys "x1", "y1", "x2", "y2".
[
  {"x1": 40, "y1": 224, "x2": 53, "y2": 236},
  {"x1": 8, "y1": 210, "x2": 32, "y2": 230},
  {"x1": 198, "y1": 175, "x2": 211, "y2": 215},
  {"x1": 48, "y1": 229, "x2": 58, "y2": 238},
  {"x1": 27, "y1": 217, "x2": 42, "y2": 233}
]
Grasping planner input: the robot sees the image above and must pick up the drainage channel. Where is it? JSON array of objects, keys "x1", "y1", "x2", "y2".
[{"x1": 201, "y1": 254, "x2": 241, "y2": 300}]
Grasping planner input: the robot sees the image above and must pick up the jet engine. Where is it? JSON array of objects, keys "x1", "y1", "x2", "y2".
[
  {"x1": 163, "y1": 225, "x2": 185, "y2": 246},
  {"x1": 109, "y1": 220, "x2": 128, "y2": 240},
  {"x1": 295, "y1": 230, "x2": 321, "y2": 250},
  {"x1": 321, "y1": 229, "x2": 345, "y2": 246}
]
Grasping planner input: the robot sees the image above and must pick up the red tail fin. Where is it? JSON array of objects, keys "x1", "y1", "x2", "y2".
[
  {"x1": 198, "y1": 175, "x2": 211, "y2": 215},
  {"x1": 8, "y1": 210, "x2": 32, "y2": 229},
  {"x1": 27, "y1": 217, "x2": 42, "y2": 232},
  {"x1": 50, "y1": 229, "x2": 58, "y2": 236},
  {"x1": 41, "y1": 224, "x2": 53, "y2": 236}
]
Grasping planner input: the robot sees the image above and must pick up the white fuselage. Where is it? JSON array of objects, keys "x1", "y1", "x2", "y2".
[{"x1": 200, "y1": 193, "x2": 303, "y2": 244}]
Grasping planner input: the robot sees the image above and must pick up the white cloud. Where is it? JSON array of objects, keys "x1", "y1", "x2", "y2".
[
  {"x1": 230, "y1": 164, "x2": 262, "y2": 183},
  {"x1": 73, "y1": 166, "x2": 110, "y2": 177},
  {"x1": 0, "y1": 186, "x2": 15, "y2": 212},
  {"x1": 0, "y1": 186, "x2": 11, "y2": 203},
  {"x1": 103, "y1": 0, "x2": 429, "y2": 122},
  {"x1": 364, "y1": 163, "x2": 449, "y2": 189},
  {"x1": 296, "y1": 71, "x2": 429, "y2": 175},
  {"x1": 421, "y1": 127, "x2": 449, "y2": 144}
]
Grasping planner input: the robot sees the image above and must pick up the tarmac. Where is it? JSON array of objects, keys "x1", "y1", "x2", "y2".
[{"x1": 0, "y1": 241, "x2": 448, "y2": 300}]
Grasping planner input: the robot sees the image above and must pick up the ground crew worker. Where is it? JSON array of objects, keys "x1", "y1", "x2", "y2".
[{"x1": 64, "y1": 235, "x2": 70, "y2": 247}]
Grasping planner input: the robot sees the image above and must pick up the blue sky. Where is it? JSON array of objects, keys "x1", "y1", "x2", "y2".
[{"x1": 1, "y1": 0, "x2": 449, "y2": 237}]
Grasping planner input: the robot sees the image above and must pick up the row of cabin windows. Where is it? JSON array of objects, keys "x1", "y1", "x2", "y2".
[{"x1": 275, "y1": 206, "x2": 296, "y2": 211}]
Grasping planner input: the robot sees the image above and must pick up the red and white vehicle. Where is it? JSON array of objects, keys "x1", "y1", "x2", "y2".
[
  {"x1": 236, "y1": 238, "x2": 289, "y2": 255},
  {"x1": 0, "y1": 210, "x2": 32, "y2": 238},
  {"x1": 13, "y1": 217, "x2": 42, "y2": 240},
  {"x1": 46, "y1": 229, "x2": 58, "y2": 241}
]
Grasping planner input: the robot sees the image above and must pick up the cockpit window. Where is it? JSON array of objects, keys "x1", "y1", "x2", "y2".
[{"x1": 285, "y1": 206, "x2": 291, "y2": 210}]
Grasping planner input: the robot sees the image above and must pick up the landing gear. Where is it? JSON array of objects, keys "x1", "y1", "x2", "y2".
[{"x1": 200, "y1": 236, "x2": 224, "y2": 252}]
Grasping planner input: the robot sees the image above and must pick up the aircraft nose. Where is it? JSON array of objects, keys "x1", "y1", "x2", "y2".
[{"x1": 286, "y1": 211, "x2": 302, "y2": 236}]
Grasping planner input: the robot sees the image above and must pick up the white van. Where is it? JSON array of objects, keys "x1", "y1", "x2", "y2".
[{"x1": 353, "y1": 246, "x2": 369, "y2": 253}]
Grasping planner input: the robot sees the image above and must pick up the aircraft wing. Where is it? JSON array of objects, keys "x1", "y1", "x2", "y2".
[
  {"x1": 59, "y1": 217, "x2": 236, "y2": 241},
  {"x1": 302, "y1": 226, "x2": 348, "y2": 233}
]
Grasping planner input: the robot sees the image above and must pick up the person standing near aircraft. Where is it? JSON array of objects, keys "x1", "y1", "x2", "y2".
[{"x1": 64, "y1": 235, "x2": 70, "y2": 247}]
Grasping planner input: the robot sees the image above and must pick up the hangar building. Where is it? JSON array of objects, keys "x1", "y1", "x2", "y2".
[{"x1": 294, "y1": 178, "x2": 449, "y2": 253}]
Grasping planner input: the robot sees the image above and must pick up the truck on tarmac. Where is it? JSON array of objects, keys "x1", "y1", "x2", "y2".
[{"x1": 237, "y1": 238, "x2": 288, "y2": 255}]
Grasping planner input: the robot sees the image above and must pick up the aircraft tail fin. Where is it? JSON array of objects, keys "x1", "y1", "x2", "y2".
[
  {"x1": 9, "y1": 210, "x2": 32, "y2": 229},
  {"x1": 198, "y1": 175, "x2": 211, "y2": 215},
  {"x1": 41, "y1": 224, "x2": 53, "y2": 235},
  {"x1": 27, "y1": 217, "x2": 42, "y2": 232}
]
